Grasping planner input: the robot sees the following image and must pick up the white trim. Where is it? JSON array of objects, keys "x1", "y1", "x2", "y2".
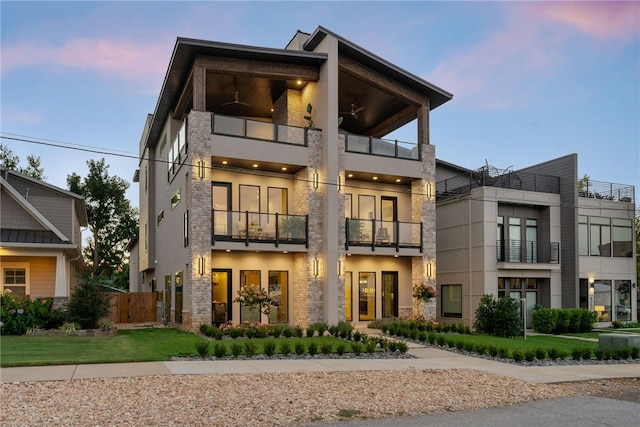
[{"x1": 0, "y1": 176, "x2": 70, "y2": 242}]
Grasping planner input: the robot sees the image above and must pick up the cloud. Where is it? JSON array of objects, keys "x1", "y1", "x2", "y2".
[
  {"x1": 1, "y1": 37, "x2": 169, "y2": 84},
  {"x1": 526, "y1": 1, "x2": 640, "y2": 40},
  {"x1": 2, "y1": 108, "x2": 43, "y2": 124}
]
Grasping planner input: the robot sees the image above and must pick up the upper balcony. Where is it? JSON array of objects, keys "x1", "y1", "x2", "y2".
[
  {"x1": 578, "y1": 180, "x2": 634, "y2": 203},
  {"x1": 497, "y1": 240, "x2": 560, "y2": 264},
  {"x1": 212, "y1": 210, "x2": 308, "y2": 248},
  {"x1": 345, "y1": 134, "x2": 419, "y2": 160},
  {"x1": 345, "y1": 218, "x2": 422, "y2": 252},
  {"x1": 212, "y1": 114, "x2": 307, "y2": 147}
]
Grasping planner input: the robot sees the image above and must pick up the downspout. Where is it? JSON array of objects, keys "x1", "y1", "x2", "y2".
[{"x1": 468, "y1": 196, "x2": 472, "y2": 328}]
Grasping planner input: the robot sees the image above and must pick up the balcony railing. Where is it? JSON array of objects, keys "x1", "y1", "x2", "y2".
[
  {"x1": 345, "y1": 218, "x2": 422, "y2": 252},
  {"x1": 496, "y1": 240, "x2": 560, "y2": 264},
  {"x1": 578, "y1": 180, "x2": 634, "y2": 203},
  {"x1": 211, "y1": 114, "x2": 307, "y2": 146},
  {"x1": 212, "y1": 210, "x2": 308, "y2": 247},
  {"x1": 345, "y1": 134, "x2": 419, "y2": 160}
]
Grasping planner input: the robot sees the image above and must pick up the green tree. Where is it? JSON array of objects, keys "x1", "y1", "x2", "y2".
[
  {"x1": 67, "y1": 159, "x2": 138, "y2": 279},
  {"x1": 0, "y1": 143, "x2": 46, "y2": 180},
  {"x1": 67, "y1": 270, "x2": 112, "y2": 329}
]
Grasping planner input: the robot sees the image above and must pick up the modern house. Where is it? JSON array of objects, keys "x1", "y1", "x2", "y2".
[
  {"x1": 435, "y1": 154, "x2": 637, "y2": 327},
  {"x1": 133, "y1": 26, "x2": 452, "y2": 330},
  {"x1": 0, "y1": 168, "x2": 88, "y2": 306}
]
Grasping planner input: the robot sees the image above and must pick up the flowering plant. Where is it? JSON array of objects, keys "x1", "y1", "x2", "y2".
[
  {"x1": 234, "y1": 285, "x2": 274, "y2": 315},
  {"x1": 412, "y1": 283, "x2": 436, "y2": 302}
]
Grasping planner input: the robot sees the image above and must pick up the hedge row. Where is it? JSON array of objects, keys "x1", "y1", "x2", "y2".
[{"x1": 531, "y1": 308, "x2": 597, "y2": 334}]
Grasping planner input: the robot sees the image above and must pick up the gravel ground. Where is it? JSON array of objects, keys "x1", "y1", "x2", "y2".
[{"x1": 3, "y1": 368, "x2": 625, "y2": 427}]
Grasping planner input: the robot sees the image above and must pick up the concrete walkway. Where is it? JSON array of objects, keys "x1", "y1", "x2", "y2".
[{"x1": 2, "y1": 340, "x2": 638, "y2": 384}]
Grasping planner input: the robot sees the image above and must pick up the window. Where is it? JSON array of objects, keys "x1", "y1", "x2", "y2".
[
  {"x1": 267, "y1": 187, "x2": 288, "y2": 217},
  {"x1": 268, "y1": 271, "x2": 288, "y2": 324},
  {"x1": 496, "y1": 216, "x2": 504, "y2": 261},
  {"x1": 171, "y1": 188, "x2": 181, "y2": 209},
  {"x1": 358, "y1": 195, "x2": 375, "y2": 220},
  {"x1": 344, "y1": 194, "x2": 352, "y2": 219},
  {"x1": 240, "y1": 270, "x2": 261, "y2": 323},
  {"x1": 508, "y1": 217, "x2": 521, "y2": 262},
  {"x1": 593, "y1": 280, "x2": 612, "y2": 321},
  {"x1": 590, "y1": 217, "x2": 611, "y2": 257},
  {"x1": 525, "y1": 219, "x2": 537, "y2": 262},
  {"x1": 578, "y1": 215, "x2": 588, "y2": 256},
  {"x1": 615, "y1": 280, "x2": 631, "y2": 321},
  {"x1": 345, "y1": 271, "x2": 352, "y2": 322},
  {"x1": 183, "y1": 211, "x2": 189, "y2": 247},
  {"x1": 612, "y1": 219, "x2": 632, "y2": 257},
  {"x1": 239, "y1": 185, "x2": 260, "y2": 215},
  {"x1": 441, "y1": 284, "x2": 462, "y2": 318},
  {"x1": 157, "y1": 210, "x2": 164, "y2": 225},
  {"x1": 2, "y1": 265, "x2": 28, "y2": 296},
  {"x1": 167, "y1": 121, "x2": 187, "y2": 181},
  {"x1": 358, "y1": 272, "x2": 376, "y2": 321}
]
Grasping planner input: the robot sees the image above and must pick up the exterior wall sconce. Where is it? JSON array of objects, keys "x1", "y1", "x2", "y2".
[
  {"x1": 312, "y1": 258, "x2": 320, "y2": 277},
  {"x1": 426, "y1": 183, "x2": 433, "y2": 200},
  {"x1": 337, "y1": 175, "x2": 342, "y2": 192},
  {"x1": 312, "y1": 171, "x2": 319, "y2": 189},
  {"x1": 427, "y1": 261, "x2": 433, "y2": 278},
  {"x1": 198, "y1": 257, "x2": 205, "y2": 276},
  {"x1": 197, "y1": 160, "x2": 205, "y2": 179},
  {"x1": 633, "y1": 283, "x2": 637, "y2": 289},
  {"x1": 337, "y1": 260, "x2": 344, "y2": 277}
]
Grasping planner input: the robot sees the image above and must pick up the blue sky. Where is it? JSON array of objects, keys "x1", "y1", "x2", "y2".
[{"x1": 2, "y1": 1, "x2": 639, "y2": 207}]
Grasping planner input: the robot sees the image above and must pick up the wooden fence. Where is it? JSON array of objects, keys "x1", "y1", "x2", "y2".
[{"x1": 106, "y1": 292, "x2": 157, "y2": 323}]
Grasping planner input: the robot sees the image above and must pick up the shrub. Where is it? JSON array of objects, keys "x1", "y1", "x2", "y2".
[
  {"x1": 195, "y1": 340, "x2": 209, "y2": 358},
  {"x1": 571, "y1": 347, "x2": 591, "y2": 360},
  {"x1": 213, "y1": 343, "x2": 227, "y2": 358},
  {"x1": 427, "y1": 333, "x2": 436, "y2": 345},
  {"x1": 228, "y1": 328, "x2": 243, "y2": 339},
  {"x1": 535, "y1": 348, "x2": 547, "y2": 360},
  {"x1": 488, "y1": 346, "x2": 499, "y2": 357},
  {"x1": 475, "y1": 344, "x2": 487, "y2": 355},
  {"x1": 631, "y1": 347, "x2": 640, "y2": 359},
  {"x1": 282, "y1": 326, "x2": 295, "y2": 338},
  {"x1": 396, "y1": 341, "x2": 408, "y2": 353},
  {"x1": 567, "y1": 309, "x2": 582, "y2": 333},
  {"x1": 352, "y1": 331, "x2": 362, "y2": 342},
  {"x1": 230, "y1": 343, "x2": 243, "y2": 357},
  {"x1": 455, "y1": 340, "x2": 465, "y2": 350},
  {"x1": 336, "y1": 343, "x2": 346, "y2": 355},
  {"x1": 512, "y1": 349, "x2": 525, "y2": 362},
  {"x1": 254, "y1": 326, "x2": 268, "y2": 338},
  {"x1": 547, "y1": 348, "x2": 559, "y2": 360},
  {"x1": 0, "y1": 291, "x2": 65, "y2": 335},
  {"x1": 555, "y1": 310, "x2": 570, "y2": 334},
  {"x1": 294, "y1": 342, "x2": 306, "y2": 355},
  {"x1": 270, "y1": 325, "x2": 283, "y2": 338},
  {"x1": 436, "y1": 335, "x2": 446, "y2": 346},
  {"x1": 387, "y1": 341, "x2": 398, "y2": 352},
  {"x1": 524, "y1": 349, "x2": 536, "y2": 362},
  {"x1": 245, "y1": 327, "x2": 256, "y2": 339},
  {"x1": 294, "y1": 326, "x2": 304, "y2": 338},
  {"x1": 244, "y1": 341, "x2": 258, "y2": 357},
  {"x1": 67, "y1": 273, "x2": 111, "y2": 329},
  {"x1": 351, "y1": 342, "x2": 363, "y2": 356},
  {"x1": 497, "y1": 348, "x2": 509, "y2": 358},
  {"x1": 474, "y1": 294, "x2": 496, "y2": 334},
  {"x1": 365, "y1": 340, "x2": 377, "y2": 354},
  {"x1": 579, "y1": 309, "x2": 597, "y2": 333},
  {"x1": 305, "y1": 325, "x2": 315, "y2": 337},
  {"x1": 308, "y1": 342, "x2": 318, "y2": 355},
  {"x1": 263, "y1": 341, "x2": 276, "y2": 357},
  {"x1": 532, "y1": 308, "x2": 558, "y2": 334},
  {"x1": 279, "y1": 341, "x2": 291, "y2": 356},
  {"x1": 321, "y1": 343, "x2": 333, "y2": 355},
  {"x1": 313, "y1": 322, "x2": 328, "y2": 337}
]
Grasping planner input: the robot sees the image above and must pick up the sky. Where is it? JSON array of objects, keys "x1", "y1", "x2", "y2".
[{"x1": 1, "y1": 1, "x2": 639, "y2": 208}]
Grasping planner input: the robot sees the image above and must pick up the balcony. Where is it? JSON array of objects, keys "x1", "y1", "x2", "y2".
[
  {"x1": 497, "y1": 240, "x2": 560, "y2": 264},
  {"x1": 212, "y1": 210, "x2": 308, "y2": 247},
  {"x1": 345, "y1": 218, "x2": 422, "y2": 252},
  {"x1": 212, "y1": 114, "x2": 307, "y2": 146},
  {"x1": 345, "y1": 134, "x2": 419, "y2": 160},
  {"x1": 578, "y1": 180, "x2": 634, "y2": 203}
]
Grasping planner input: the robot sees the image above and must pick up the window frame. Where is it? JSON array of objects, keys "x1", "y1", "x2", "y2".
[
  {"x1": 441, "y1": 284, "x2": 462, "y2": 318},
  {"x1": 3, "y1": 263, "x2": 30, "y2": 297}
]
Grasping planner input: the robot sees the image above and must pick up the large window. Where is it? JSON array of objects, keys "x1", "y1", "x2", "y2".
[
  {"x1": 590, "y1": 217, "x2": 611, "y2": 257},
  {"x1": 358, "y1": 195, "x2": 375, "y2": 220},
  {"x1": 268, "y1": 271, "x2": 288, "y2": 324},
  {"x1": 578, "y1": 215, "x2": 588, "y2": 256},
  {"x1": 612, "y1": 219, "x2": 632, "y2": 257},
  {"x1": 358, "y1": 272, "x2": 376, "y2": 321},
  {"x1": 267, "y1": 187, "x2": 288, "y2": 217},
  {"x1": 615, "y1": 280, "x2": 631, "y2": 321},
  {"x1": 441, "y1": 284, "x2": 462, "y2": 318},
  {"x1": 525, "y1": 219, "x2": 537, "y2": 262},
  {"x1": 240, "y1": 270, "x2": 261, "y2": 323},
  {"x1": 2, "y1": 265, "x2": 28, "y2": 296},
  {"x1": 239, "y1": 185, "x2": 260, "y2": 216},
  {"x1": 508, "y1": 217, "x2": 521, "y2": 262},
  {"x1": 593, "y1": 280, "x2": 612, "y2": 322}
]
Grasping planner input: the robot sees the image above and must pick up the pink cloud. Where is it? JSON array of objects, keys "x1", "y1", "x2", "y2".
[
  {"x1": 1, "y1": 37, "x2": 169, "y2": 84},
  {"x1": 526, "y1": 1, "x2": 640, "y2": 40},
  {"x1": 2, "y1": 108, "x2": 43, "y2": 124}
]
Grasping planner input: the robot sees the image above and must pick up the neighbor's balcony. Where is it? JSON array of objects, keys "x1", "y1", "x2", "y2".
[
  {"x1": 212, "y1": 210, "x2": 308, "y2": 247},
  {"x1": 496, "y1": 240, "x2": 560, "y2": 264},
  {"x1": 345, "y1": 218, "x2": 422, "y2": 252},
  {"x1": 578, "y1": 180, "x2": 634, "y2": 203},
  {"x1": 212, "y1": 114, "x2": 307, "y2": 146},
  {"x1": 345, "y1": 134, "x2": 419, "y2": 160}
]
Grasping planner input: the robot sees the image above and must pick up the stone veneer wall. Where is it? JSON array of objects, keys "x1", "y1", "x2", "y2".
[
  {"x1": 335, "y1": 134, "x2": 346, "y2": 321},
  {"x1": 412, "y1": 143, "x2": 437, "y2": 320},
  {"x1": 183, "y1": 110, "x2": 214, "y2": 331}
]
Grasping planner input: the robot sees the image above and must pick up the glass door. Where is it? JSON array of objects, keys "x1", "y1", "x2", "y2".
[
  {"x1": 525, "y1": 291, "x2": 537, "y2": 328},
  {"x1": 382, "y1": 272, "x2": 398, "y2": 318},
  {"x1": 240, "y1": 270, "x2": 261, "y2": 323},
  {"x1": 359, "y1": 272, "x2": 376, "y2": 321},
  {"x1": 212, "y1": 183, "x2": 232, "y2": 237},
  {"x1": 380, "y1": 196, "x2": 396, "y2": 244},
  {"x1": 212, "y1": 269, "x2": 231, "y2": 324}
]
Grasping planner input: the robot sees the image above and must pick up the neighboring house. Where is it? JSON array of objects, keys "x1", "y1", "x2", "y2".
[
  {"x1": 134, "y1": 26, "x2": 452, "y2": 330},
  {"x1": 0, "y1": 168, "x2": 88, "y2": 306},
  {"x1": 435, "y1": 154, "x2": 637, "y2": 328}
]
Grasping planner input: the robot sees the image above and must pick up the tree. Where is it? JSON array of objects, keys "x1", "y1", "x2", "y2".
[
  {"x1": 577, "y1": 173, "x2": 590, "y2": 195},
  {"x1": 67, "y1": 159, "x2": 138, "y2": 279},
  {"x1": 0, "y1": 143, "x2": 46, "y2": 180},
  {"x1": 67, "y1": 270, "x2": 112, "y2": 329}
]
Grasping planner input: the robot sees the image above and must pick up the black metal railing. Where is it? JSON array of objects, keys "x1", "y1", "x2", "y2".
[
  {"x1": 212, "y1": 210, "x2": 308, "y2": 247},
  {"x1": 497, "y1": 240, "x2": 560, "y2": 263},
  {"x1": 437, "y1": 167, "x2": 560, "y2": 203},
  {"x1": 578, "y1": 180, "x2": 634, "y2": 203},
  {"x1": 345, "y1": 134, "x2": 419, "y2": 160},
  {"x1": 212, "y1": 114, "x2": 307, "y2": 146},
  {"x1": 345, "y1": 218, "x2": 422, "y2": 252}
]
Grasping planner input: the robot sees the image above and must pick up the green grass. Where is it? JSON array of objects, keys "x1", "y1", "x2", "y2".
[
  {"x1": 0, "y1": 329, "x2": 349, "y2": 367},
  {"x1": 437, "y1": 333, "x2": 598, "y2": 353}
]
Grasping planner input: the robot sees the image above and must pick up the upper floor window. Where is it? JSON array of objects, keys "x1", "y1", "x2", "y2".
[
  {"x1": 612, "y1": 218, "x2": 632, "y2": 257},
  {"x1": 171, "y1": 188, "x2": 181, "y2": 210},
  {"x1": 590, "y1": 216, "x2": 611, "y2": 257},
  {"x1": 578, "y1": 215, "x2": 588, "y2": 256},
  {"x1": 167, "y1": 121, "x2": 187, "y2": 181}
]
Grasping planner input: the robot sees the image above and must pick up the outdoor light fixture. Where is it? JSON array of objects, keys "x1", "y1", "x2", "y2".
[
  {"x1": 337, "y1": 175, "x2": 342, "y2": 192},
  {"x1": 198, "y1": 257, "x2": 205, "y2": 276},
  {"x1": 338, "y1": 260, "x2": 344, "y2": 277},
  {"x1": 427, "y1": 261, "x2": 433, "y2": 278},
  {"x1": 197, "y1": 160, "x2": 205, "y2": 179},
  {"x1": 312, "y1": 258, "x2": 319, "y2": 277},
  {"x1": 313, "y1": 171, "x2": 319, "y2": 189},
  {"x1": 426, "y1": 183, "x2": 433, "y2": 200}
]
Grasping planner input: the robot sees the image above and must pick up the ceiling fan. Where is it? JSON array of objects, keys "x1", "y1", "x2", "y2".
[
  {"x1": 340, "y1": 103, "x2": 366, "y2": 119},
  {"x1": 221, "y1": 90, "x2": 251, "y2": 107}
]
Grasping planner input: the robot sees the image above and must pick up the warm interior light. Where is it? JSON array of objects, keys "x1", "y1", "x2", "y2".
[
  {"x1": 372, "y1": 176, "x2": 378, "y2": 181},
  {"x1": 395, "y1": 178, "x2": 401, "y2": 183},
  {"x1": 594, "y1": 305, "x2": 605, "y2": 312},
  {"x1": 347, "y1": 173, "x2": 353, "y2": 178},
  {"x1": 222, "y1": 160, "x2": 228, "y2": 165},
  {"x1": 253, "y1": 164, "x2": 258, "y2": 168},
  {"x1": 297, "y1": 79, "x2": 302, "y2": 85}
]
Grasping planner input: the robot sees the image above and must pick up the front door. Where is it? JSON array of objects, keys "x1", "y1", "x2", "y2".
[
  {"x1": 359, "y1": 272, "x2": 376, "y2": 321},
  {"x1": 382, "y1": 272, "x2": 398, "y2": 318},
  {"x1": 212, "y1": 269, "x2": 232, "y2": 324}
]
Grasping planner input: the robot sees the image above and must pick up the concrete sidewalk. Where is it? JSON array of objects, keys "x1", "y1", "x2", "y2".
[{"x1": 2, "y1": 344, "x2": 638, "y2": 384}]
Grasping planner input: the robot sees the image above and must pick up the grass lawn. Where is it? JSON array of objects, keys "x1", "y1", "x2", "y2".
[
  {"x1": 433, "y1": 333, "x2": 598, "y2": 354},
  {"x1": 0, "y1": 328, "x2": 349, "y2": 367}
]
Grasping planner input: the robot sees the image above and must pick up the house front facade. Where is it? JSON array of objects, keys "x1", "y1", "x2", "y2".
[
  {"x1": 0, "y1": 168, "x2": 88, "y2": 306},
  {"x1": 435, "y1": 154, "x2": 637, "y2": 328},
  {"x1": 134, "y1": 27, "x2": 452, "y2": 330}
]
